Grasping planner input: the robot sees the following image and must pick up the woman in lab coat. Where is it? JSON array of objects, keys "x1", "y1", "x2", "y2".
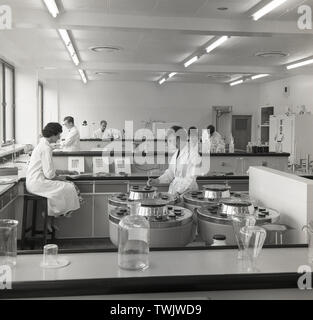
[
  {"x1": 148, "y1": 126, "x2": 202, "y2": 197},
  {"x1": 26, "y1": 123, "x2": 81, "y2": 224}
]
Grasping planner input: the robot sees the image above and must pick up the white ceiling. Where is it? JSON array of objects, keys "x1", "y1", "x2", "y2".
[{"x1": 0, "y1": 0, "x2": 313, "y2": 84}]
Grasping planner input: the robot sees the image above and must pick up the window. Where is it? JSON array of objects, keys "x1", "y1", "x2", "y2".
[
  {"x1": 38, "y1": 82, "x2": 44, "y2": 131},
  {"x1": 0, "y1": 59, "x2": 15, "y2": 144}
]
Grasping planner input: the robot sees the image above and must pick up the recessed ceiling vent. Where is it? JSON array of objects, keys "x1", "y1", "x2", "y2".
[
  {"x1": 89, "y1": 46, "x2": 123, "y2": 53},
  {"x1": 255, "y1": 51, "x2": 289, "y2": 58}
]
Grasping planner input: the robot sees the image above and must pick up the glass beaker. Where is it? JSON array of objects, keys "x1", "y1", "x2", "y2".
[
  {"x1": 240, "y1": 225, "x2": 267, "y2": 269},
  {"x1": 118, "y1": 202, "x2": 150, "y2": 270},
  {"x1": 42, "y1": 244, "x2": 59, "y2": 267},
  {"x1": 231, "y1": 213, "x2": 256, "y2": 259},
  {"x1": 0, "y1": 219, "x2": 18, "y2": 267}
]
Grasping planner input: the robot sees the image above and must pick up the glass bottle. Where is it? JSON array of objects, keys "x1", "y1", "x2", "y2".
[{"x1": 118, "y1": 203, "x2": 150, "y2": 270}]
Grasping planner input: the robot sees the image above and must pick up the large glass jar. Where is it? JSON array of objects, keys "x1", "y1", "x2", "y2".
[
  {"x1": 0, "y1": 219, "x2": 18, "y2": 267},
  {"x1": 118, "y1": 203, "x2": 150, "y2": 270}
]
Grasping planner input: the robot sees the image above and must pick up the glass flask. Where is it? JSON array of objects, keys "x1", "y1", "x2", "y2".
[
  {"x1": 231, "y1": 213, "x2": 256, "y2": 259},
  {"x1": 118, "y1": 202, "x2": 150, "y2": 270},
  {"x1": 0, "y1": 219, "x2": 18, "y2": 267},
  {"x1": 240, "y1": 225, "x2": 267, "y2": 269},
  {"x1": 302, "y1": 221, "x2": 313, "y2": 263}
]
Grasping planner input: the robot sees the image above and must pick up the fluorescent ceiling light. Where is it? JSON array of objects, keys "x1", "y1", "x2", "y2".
[
  {"x1": 252, "y1": 0, "x2": 287, "y2": 21},
  {"x1": 251, "y1": 74, "x2": 270, "y2": 80},
  {"x1": 168, "y1": 72, "x2": 177, "y2": 78},
  {"x1": 43, "y1": 0, "x2": 59, "y2": 18},
  {"x1": 58, "y1": 29, "x2": 71, "y2": 46},
  {"x1": 184, "y1": 56, "x2": 198, "y2": 68},
  {"x1": 158, "y1": 78, "x2": 166, "y2": 85},
  {"x1": 71, "y1": 54, "x2": 80, "y2": 66},
  {"x1": 78, "y1": 69, "x2": 87, "y2": 84},
  {"x1": 287, "y1": 58, "x2": 313, "y2": 70},
  {"x1": 58, "y1": 29, "x2": 80, "y2": 66},
  {"x1": 206, "y1": 36, "x2": 228, "y2": 54},
  {"x1": 230, "y1": 79, "x2": 243, "y2": 86}
]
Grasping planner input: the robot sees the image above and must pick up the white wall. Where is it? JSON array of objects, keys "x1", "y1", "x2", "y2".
[
  {"x1": 43, "y1": 80, "x2": 59, "y2": 124},
  {"x1": 259, "y1": 75, "x2": 313, "y2": 116},
  {"x1": 45, "y1": 80, "x2": 260, "y2": 141},
  {"x1": 15, "y1": 68, "x2": 39, "y2": 145},
  {"x1": 24, "y1": 74, "x2": 313, "y2": 145}
]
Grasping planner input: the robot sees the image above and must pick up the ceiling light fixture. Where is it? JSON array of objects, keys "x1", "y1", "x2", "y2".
[
  {"x1": 255, "y1": 51, "x2": 289, "y2": 58},
  {"x1": 158, "y1": 78, "x2": 166, "y2": 85},
  {"x1": 168, "y1": 72, "x2": 177, "y2": 78},
  {"x1": 78, "y1": 69, "x2": 87, "y2": 84},
  {"x1": 287, "y1": 58, "x2": 313, "y2": 70},
  {"x1": 89, "y1": 46, "x2": 122, "y2": 53},
  {"x1": 252, "y1": 0, "x2": 287, "y2": 21},
  {"x1": 58, "y1": 29, "x2": 80, "y2": 66},
  {"x1": 43, "y1": 0, "x2": 60, "y2": 18},
  {"x1": 206, "y1": 36, "x2": 229, "y2": 54},
  {"x1": 230, "y1": 79, "x2": 244, "y2": 86},
  {"x1": 184, "y1": 56, "x2": 199, "y2": 68},
  {"x1": 251, "y1": 74, "x2": 270, "y2": 80}
]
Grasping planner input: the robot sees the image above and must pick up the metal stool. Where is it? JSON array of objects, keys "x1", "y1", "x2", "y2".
[{"x1": 21, "y1": 191, "x2": 56, "y2": 250}]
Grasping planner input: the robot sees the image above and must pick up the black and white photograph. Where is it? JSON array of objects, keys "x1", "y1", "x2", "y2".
[{"x1": 1, "y1": 0, "x2": 313, "y2": 306}]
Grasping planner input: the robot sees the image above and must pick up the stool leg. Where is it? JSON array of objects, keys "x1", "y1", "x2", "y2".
[
  {"x1": 30, "y1": 199, "x2": 38, "y2": 250},
  {"x1": 21, "y1": 198, "x2": 28, "y2": 250},
  {"x1": 51, "y1": 217, "x2": 56, "y2": 241},
  {"x1": 42, "y1": 199, "x2": 48, "y2": 247},
  {"x1": 31, "y1": 199, "x2": 38, "y2": 237}
]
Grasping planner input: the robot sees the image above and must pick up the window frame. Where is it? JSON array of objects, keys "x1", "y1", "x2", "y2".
[
  {"x1": 38, "y1": 81, "x2": 44, "y2": 132},
  {"x1": 0, "y1": 58, "x2": 16, "y2": 145}
]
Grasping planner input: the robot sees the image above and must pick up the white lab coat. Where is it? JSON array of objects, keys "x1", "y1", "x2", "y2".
[
  {"x1": 93, "y1": 128, "x2": 121, "y2": 140},
  {"x1": 26, "y1": 138, "x2": 80, "y2": 217},
  {"x1": 158, "y1": 145, "x2": 202, "y2": 195},
  {"x1": 80, "y1": 124, "x2": 90, "y2": 139},
  {"x1": 61, "y1": 126, "x2": 80, "y2": 151},
  {"x1": 202, "y1": 131, "x2": 225, "y2": 153}
]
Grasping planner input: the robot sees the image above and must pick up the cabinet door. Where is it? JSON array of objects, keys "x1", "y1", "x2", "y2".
[
  {"x1": 94, "y1": 193, "x2": 115, "y2": 238},
  {"x1": 269, "y1": 116, "x2": 278, "y2": 152},
  {"x1": 56, "y1": 195, "x2": 93, "y2": 238},
  {"x1": 281, "y1": 117, "x2": 293, "y2": 154}
]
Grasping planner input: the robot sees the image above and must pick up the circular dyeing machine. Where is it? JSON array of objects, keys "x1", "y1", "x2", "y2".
[
  {"x1": 108, "y1": 198, "x2": 196, "y2": 248},
  {"x1": 197, "y1": 198, "x2": 280, "y2": 245}
]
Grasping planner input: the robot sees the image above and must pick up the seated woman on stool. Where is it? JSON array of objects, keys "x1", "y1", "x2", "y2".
[{"x1": 26, "y1": 122, "x2": 82, "y2": 231}]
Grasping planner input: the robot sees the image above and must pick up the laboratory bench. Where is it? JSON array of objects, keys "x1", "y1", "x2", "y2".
[
  {"x1": 0, "y1": 150, "x2": 309, "y2": 243},
  {"x1": 0, "y1": 246, "x2": 312, "y2": 299},
  {"x1": 52, "y1": 150, "x2": 290, "y2": 176},
  {"x1": 0, "y1": 174, "x2": 250, "y2": 240}
]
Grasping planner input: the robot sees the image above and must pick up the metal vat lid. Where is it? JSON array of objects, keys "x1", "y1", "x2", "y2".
[
  {"x1": 203, "y1": 184, "x2": 231, "y2": 192},
  {"x1": 109, "y1": 205, "x2": 194, "y2": 228}
]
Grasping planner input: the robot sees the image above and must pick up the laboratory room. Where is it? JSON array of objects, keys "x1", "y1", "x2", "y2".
[{"x1": 1, "y1": 0, "x2": 313, "y2": 302}]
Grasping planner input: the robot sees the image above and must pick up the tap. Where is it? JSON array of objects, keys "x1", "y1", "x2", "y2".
[{"x1": 299, "y1": 155, "x2": 313, "y2": 174}]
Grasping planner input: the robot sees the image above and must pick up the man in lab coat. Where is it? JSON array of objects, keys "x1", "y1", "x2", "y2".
[
  {"x1": 148, "y1": 126, "x2": 202, "y2": 197},
  {"x1": 204, "y1": 125, "x2": 225, "y2": 153},
  {"x1": 93, "y1": 120, "x2": 121, "y2": 140},
  {"x1": 61, "y1": 116, "x2": 80, "y2": 151}
]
